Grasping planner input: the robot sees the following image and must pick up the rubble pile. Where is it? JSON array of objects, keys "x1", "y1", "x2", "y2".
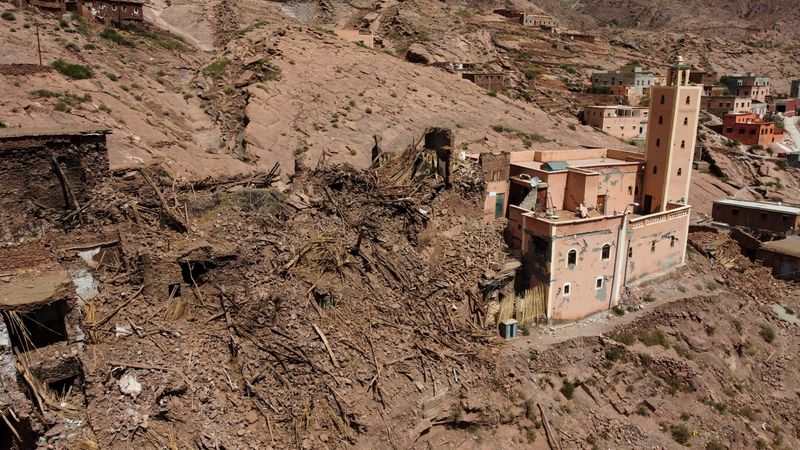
[{"x1": 1, "y1": 146, "x2": 513, "y2": 448}]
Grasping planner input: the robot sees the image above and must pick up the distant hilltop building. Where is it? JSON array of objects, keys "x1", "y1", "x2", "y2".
[
  {"x1": 701, "y1": 95, "x2": 752, "y2": 117},
  {"x1": 721, "y1": 113, "x2": 782, "y2": 146},
  {"x1": 11, "y1": 0, "x2": 144, "y2": 25},
  {"x1": 474, "y1": 55, "x2": 701, "y2": 321},
  {"x1": 591, "y1": 65, "x2": 655, "y2": 95},
  {"x1": 723, "y1": 73, "x2": 770, "y2": 103}
]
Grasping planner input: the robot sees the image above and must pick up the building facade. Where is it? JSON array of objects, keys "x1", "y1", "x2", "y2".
[
  {"x1": 583, "y1": 105, "x2": 648, "y2": 140},
  {"x1": 712, "y1": 198, "x2": 800, "y2": 235},
  {"x1": 772, "y1": 98, "x2": 799, "y2": 118},
  {"x1": 478, "y1": 56, "x2": 699, "y2": 322},
  {"x1": 757, "y1": 236, "x2": 800, "y2": 281},
  {"x1": 792, "y1": 80, "x2": 800, "y2": 99},
  {"x1": 591, "y1": 66, "x2": 655, "y2": 95},
  {"x1": 520, "y1": 14, "x2": 558, "y2": 28},
  {"x1": 721, "y1": 113, "x2": 781, "y2": 146},
  {"x1": 701, "y1": 95, "x2": 752, "y2": 117},
  {"x1": 724, "y1": 73, "x2": 770, "y2": 103}
]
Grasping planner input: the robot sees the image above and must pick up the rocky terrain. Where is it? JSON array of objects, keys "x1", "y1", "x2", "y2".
[{"x1": 2, "y1": 0, "x2": 800, "y2": 448}]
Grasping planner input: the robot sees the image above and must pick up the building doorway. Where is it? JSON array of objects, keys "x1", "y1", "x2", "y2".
[
  {"x1": 643, "y1": 195, "x2": 653, "y2": 213},
  {"x1": 495, "y1": 193, "x2": 505, "y2": 218},
  {"x1": 596, "y1": 195, "x2": 606, "y2": 214}
]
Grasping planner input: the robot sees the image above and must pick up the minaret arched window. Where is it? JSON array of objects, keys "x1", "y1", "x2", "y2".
[
  {"x1": 677, "y1": 168, "x2": 682, "y2": 176},
  {"x1": 683, "y1": 117, "x2": 688, "y2": 126},
  {"x1": 658, "y1": 116, "x2": 663, "y2": 125},
  {"x1": 685, "y1": 96, "x2": 691, "y2": 105},
  {"x1": 656, "y1": 138, "x2": 661, "y2": 147},
  {"x1": 660, "y1": 95, "x2": 665, "y2": 105},
  {"x1": 653, "y1": 165, "x2": 657, "y2": 174},
  {"x1": 680, "y1": 140, "x2": 685, "y2": 148}
]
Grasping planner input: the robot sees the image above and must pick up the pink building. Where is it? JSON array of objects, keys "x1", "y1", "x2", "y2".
[
  {"x1": 477, "y1": 56, "x2": 700, "y2": 321},
  {"x1": 583, "y1": 105, "x2": 648, "y2": 140}
]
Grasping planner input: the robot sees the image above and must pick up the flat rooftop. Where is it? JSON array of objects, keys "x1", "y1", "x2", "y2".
[
  {"x1": 512, "y1": 157, "x2": 637, "y2": 171},
  {"x1": 0, "y1": 126, "x2": 110, "y2": 139},
  {"x1": 761, "y1": 236, "x2": 800, "y2": 258},
  {"x1": 713, "y1": 198, "x2": 800, "y2": 216}
]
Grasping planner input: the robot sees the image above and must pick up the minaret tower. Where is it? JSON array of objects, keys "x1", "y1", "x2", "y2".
[{"x1": 640, "y1": 55, "x2": 703, "y2": 213}]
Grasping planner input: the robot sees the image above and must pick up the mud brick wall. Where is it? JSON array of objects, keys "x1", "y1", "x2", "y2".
[
  {"x1": 0, "y1": 132, "x2": 109, "y2": 241},
  {"x1": 479, "y1": 152, "x2": 510, "y2": 181}
]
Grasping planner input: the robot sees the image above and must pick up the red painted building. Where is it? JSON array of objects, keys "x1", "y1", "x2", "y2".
[{"x1": 722, "y1": 113, "x2": 782, "y2": 146}]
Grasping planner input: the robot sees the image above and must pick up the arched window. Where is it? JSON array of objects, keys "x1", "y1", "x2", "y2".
[
  {"x1": 677, "y1": 168, "x2": 682, "y2": 176},
  {"x1": 567, "y1": 250, "x2": 577, "y2": 268},
  {"x1": 683, "y1": 117, "x2": 688, "y2": 126},
  {"x1": 601, "y1": 244, "x2": 611, "y2": 260},
  {"x1": 653, "y1": 165, "x2": 658, "y2": 174},
  {"x1": 680, "y1": 140, "x2": 685, "y2": 148},
  {"x1": 660, "y1": 95, "x2": 665, "y2": 105},
  {"x1": 658, "y1": 116, "x2": 663, "y2": 125},
  {"x1": 685, "y1": 96, "x2": 691, "y2": 105},
  {"x1": 656, "y1": 138, "x2": 661, "y2": 147}
]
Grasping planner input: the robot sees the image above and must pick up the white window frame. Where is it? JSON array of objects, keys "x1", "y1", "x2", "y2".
[
  {"x1": 595, "y1": 277, "x2": 604, "y2": 290},
  {"x1": 563, "y1": 283, "x2": 571, "y2": 296}
]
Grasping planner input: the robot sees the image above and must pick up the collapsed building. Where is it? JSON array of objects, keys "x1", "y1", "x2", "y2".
[{"x1": 477, "y1": 56, "x2": 701, "y2": 321}]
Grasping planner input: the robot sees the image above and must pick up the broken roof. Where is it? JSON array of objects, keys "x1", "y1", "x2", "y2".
[
  {"x1": 760, "y1": 236, "x2": 800, "y2": 258},
  {"x1": 713, "y1": 198, "x2": 800, "y2": 216},
  {"x1": 0, "y1": 126, "x2": 111, "y2": 140}
]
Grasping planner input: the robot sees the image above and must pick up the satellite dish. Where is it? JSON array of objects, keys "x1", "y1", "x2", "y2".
[{"x1": 530, "y1": 177, "x2": 542, "y2": 188}]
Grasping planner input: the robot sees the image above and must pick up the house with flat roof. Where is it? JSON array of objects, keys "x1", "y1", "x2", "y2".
[
  {"x1": 701, "y1": 95, "x2": 752, "y2": 118},
  {"x1": 583, "y1": 105, "x2": 648, "y2": 140},
  {"x1": 757, "y1": 236, "x2": 800, "y2": 281},
  {"x1": 476, "y1": 55, "x2": 700, "y2": 322},
  {"x1": 591, "y1": 65, "x2": 655, "y2": 95},
  {"x1": 724, "y1": 73, "x2": 770, "y2": 103},
  {"x1": 462, "y1": 72, "x2": 508, "y2": 92},
  {"x1": 721, "y1": 113, "x2": 782, "y2": 146},
  {"x1": 712, "y1": 198, "x2": 800, "y2": 235}
]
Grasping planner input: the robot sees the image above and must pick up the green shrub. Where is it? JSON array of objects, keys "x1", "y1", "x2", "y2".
[
  {"x1": 638, "y1": 329, "x2": 669, "y2": 348},
  {"x1": 65, "y1": 42, "x2": 80, "y2": 52},
  {"x1": 776, "y1": 160, "x2": 788, "y2": 170},
  {"x1": 560, "y1": 379, "x2": 576, "y2": 399},
  {"x1": 141, "y1": 30, "x2": 184, "y2": 50},
  {"x1": 103, "y1": 71, "x2": 118, "y2": 81},
  {"x1": 643, "y1": 293, "x2": 656, "y2": 302},
  {"x1": 1, "y1": 11, "x2": 16, "y2": 21},
  {"x1": 202, "y1": 58, "x2": 230, "y2": 79},
  {"x1": 51, "y1": 59, "x2": 93, "y2": 79},
  {"x1": 611, "y1": 305, "x2": 625, "y2": 316},
  {"x1": 524, "y1": 69, "x2": 539, "y2": 80},
  {"x1": 759, "y1": 324, "x2": 775, "y2": 343},
  {"x1": 31, "y1": 89, "x2": 61, "y2": 98},
  {"x1": 100, "y1": 27, "x2": 133, "y2": 46},
  {"x1": 670, "y1": 423, "x2": 691, "y2": 445},
  {"x1": 83, "y1": 43, "x2": 97, "y2": 50},
  {"x1": 784, "y1": 306, "x2": 795, "y2": 315},
  {"x1": 605, "y1": 345, "x2": 626, "y2": 362},
  {"x1": 561, "y1": 65, "x2": 578, "y2": 75},
  {"x1": 680, "y1": 412, "x2": 690, "y2": 421},
  {"x1": 674, "y1": 344, "x2": 693, "y2": 360},
  {"x1": 612, "y1": 332, "x2": 635, "y2": 345},
  {"x1": 365, "y1": 107, "x2": 373, "y2": 114},
  {"x1": 705, "y1": 440, "x2": 727, "y2": 450}
]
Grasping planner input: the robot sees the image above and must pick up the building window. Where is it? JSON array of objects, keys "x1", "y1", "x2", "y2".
[
  {"x1": 562, "y1": 283, "x2": 571, "y2": 295},
  {"x1": 761, "y1": 213, "x2": 768, "y2": 220},
  {"x1": 677, "y1": 168, "x2": 682, "y2": 176},
  {"x1": 567, "y1": 249, "x2": 577, "y2": 268},
  {"x1": 680, "y1": 140, "x2": 685, "y2": 148},
  {"x1": 658, "y1": 116, "x2": 663, "y2": 125},
  {"x1": 683, "y1": 117, "x2": 688, "y2": 125},
  {"x1": 628, "y1": 247, "x2": 633, "y2": 258},
  {"x1": 122, "y1": 5, "x2": 127, "y2": 10},
  {"x1": 601, "y1": 244, "x2": 611, "y2": 260},
  {"x1": 660, "y1": 95, "x2": 665, "y2": 105},
  {"x1": 732, "y1": 208, "x2": 739, "y2": 216},
  {"x1": 651, "y1": 241, "x2": 656, "y2": 253},
  {"x1": 653, "y1": 165, "x2": 657, "y2": 174},
  {"x1": 670, "y1": 236, "x2": 677, "y2": 247},
  {"x1": 685, "y1": 96, "x2": 691, "y2": 105},
  {"x1": 628, "y1": 186, "x2": 633, "y2": 195},
  {"x1": 112, "y1": 4, "x2": 117, "y2": 9},
  {"x1": 134, "y1": 7, "x2": 138, "y2": 13},
  {"x1": 595, "y1": 277, "x2": 604, "y2": 290},
  {"x1": 656, "y1": 138, "x2": 660, "y2": 147}
]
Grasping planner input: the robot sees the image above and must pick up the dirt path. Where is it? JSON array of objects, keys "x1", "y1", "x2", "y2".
[
  {"x1": 784, "y1": 116, "x2": 799, "y2": 149},
  {"x1": 145, "y1": 0, "x2": 215, "y2": 52}
]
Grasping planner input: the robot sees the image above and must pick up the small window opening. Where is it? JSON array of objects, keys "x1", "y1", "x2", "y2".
[
  {"x1": 650, "y1": 241, "x2": 656, "y2": 253},
  {"x1": 685, "y1": 96, "x2": 691, "y2": 105},
  {"x1": 3, "y1": 299, "x2": 68, "y2": 352},
  {"x1": 653, "y1": 165, "x2": 658, "y2": 174},
  {"x1": 677, "y1": 168, "x2": 682, "y2": 176},
  {"x1": 567, "y1": 249, "x2": 577, "y2": 268},
  {"x1": 670, "y1": 236, "x2": 677, "y2": 248},
  {"x1": 595, "y1": 277, "x2": 603, "y2": 289},
  {"x1": 656, "y1": 138, "x2": 661, "y2": 147},
  {"x1": 627, "y1": 247, "x2": 633, "y2": 258},
  {"x1": 683, "y1": 117, "x2": 688, "y2": 125},
  {"x1": 563, "y1": 283, "x2": 571, "y2": 295},
  {"x1": 660, "y1": 95, "x2": 665, "y2": 105},
  {"x1": 680, "y1": 140, "x2": 685, "y2": 148},
  {"x1": 601, "y1": 244, "x2": 611, "y2": 260}
]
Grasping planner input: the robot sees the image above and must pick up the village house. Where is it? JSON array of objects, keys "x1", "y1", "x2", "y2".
[
  {"x1": 13, "y1": 0, "x2": 144, "y2": 24},
  {"x1": 712, "y1": 198, "x2": 800, "y2": 235},
  {"x1": 477, "y1": 56, "x2": 700, "y2": 321},
  {"x1": 757, "y1": 236, "x2": 800, "y2": 281},
  {"x1": 724, "y1": 73, "x2": 770, "y2": 103},
  {"x1": 688, "y1": 69, "x2": 718, "y2": 95},
  {"x1": 701, "y1": 95, "x2": 752, "y2": 117},
  {"x1": 461, "y1": 72, "x2": 508, "y2": 92},
  {"x1": 563, "y1": 32, "x2": 595, "y2": 43},
  {"x1": 721, "y1": 113, "x2": 781, "y2": 146},
  {"x1": 519, "y1": 13, "x2": 558, "y2": 28},
  {"x1": 591, "y1": 65, "x2": 655, "y2": 95},
  {"x1": 771, "y1": 98, "x2": 799, "y2": 118},
  {"x1": 583, "y1": 105, "x2": 648, "y2": 141}
]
